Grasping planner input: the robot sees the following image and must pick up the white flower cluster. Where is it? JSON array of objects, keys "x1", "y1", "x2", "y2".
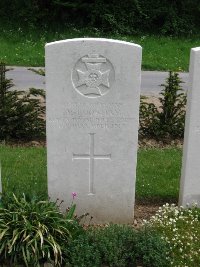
[{"x1": 145, "y1": 203, "x2": 200, "y2": 267}]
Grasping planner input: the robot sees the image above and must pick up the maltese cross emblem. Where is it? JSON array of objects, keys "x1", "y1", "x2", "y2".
[{"x1": 72, "y1": 54, "x2": 114, "y2": 98}]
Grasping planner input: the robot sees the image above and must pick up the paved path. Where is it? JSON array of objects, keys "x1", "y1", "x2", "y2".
[{"x1": 6, "y1": 67, "x2": 189, "y2": 95}]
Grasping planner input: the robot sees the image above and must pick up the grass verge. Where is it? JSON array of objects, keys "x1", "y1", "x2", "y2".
[
  {"x1": 0, "y1": 24, "x2": 199, "y2": 70},
  {"x1": 136, "y1": 148, "x2": 182, "y2": 203},
  {"x1": 0, "y1": 145, "x2": 182, "y2": 203},
  {"x1": 0, "y1": 145, "x2": 47, "y2": 199}
]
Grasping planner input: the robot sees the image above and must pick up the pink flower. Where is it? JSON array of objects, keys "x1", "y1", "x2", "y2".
[{"x1": 72, "y1": 192, "x2": 77, "y2": 199}]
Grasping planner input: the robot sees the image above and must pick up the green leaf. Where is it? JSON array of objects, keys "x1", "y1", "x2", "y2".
[{"x1": 66, "y1": 204, "x2": 76, "y2": 220}]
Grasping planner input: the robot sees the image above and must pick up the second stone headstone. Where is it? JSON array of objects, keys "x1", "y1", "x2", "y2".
[{"x1": 179, "y1": 47, "x2": 200, "y2": 206}]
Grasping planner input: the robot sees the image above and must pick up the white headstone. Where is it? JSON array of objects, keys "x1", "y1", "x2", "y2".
[
  {"x1": 179, "y1": 47, "x2": 200, "y2": 206},
  {"x1": 46, "y1": 38, "x2": 142, "y2": 223}
]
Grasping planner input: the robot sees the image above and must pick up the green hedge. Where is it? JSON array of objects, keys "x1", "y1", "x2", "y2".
[{"x1": 0, "y1": 0, "x2": 200, "y2": 35}]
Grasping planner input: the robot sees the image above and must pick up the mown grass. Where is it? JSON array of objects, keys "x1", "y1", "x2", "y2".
[
  {"x1": 0, "y1": 145, "x2": 182, "y2": 203},
  {"x1": 0, "y1": 145, "x2": 47, "y2": 199},
  {"x1": 136, "y1": 148, "x2": 182, "y2": 203},
  {"x1": 0, "y1": 24, "x2": 199, "y2": 70}
]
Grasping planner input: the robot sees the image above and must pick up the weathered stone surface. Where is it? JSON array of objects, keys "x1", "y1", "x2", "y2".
[
  {"x1": 46, "y1": 38, "x2": 142, "y2": 223},
  {"x1": 179, "y1": 47, "x2": 200, "y2": 206}
]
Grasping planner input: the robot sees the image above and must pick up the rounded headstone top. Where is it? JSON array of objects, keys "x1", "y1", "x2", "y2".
[{"x1": 45, "y1": 38, "x2": 142, "y2": 49}]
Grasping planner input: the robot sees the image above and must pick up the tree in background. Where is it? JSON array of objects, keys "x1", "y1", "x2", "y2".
[{"x1": 0, "y1": 0, "x2": 199, "y2": 35}]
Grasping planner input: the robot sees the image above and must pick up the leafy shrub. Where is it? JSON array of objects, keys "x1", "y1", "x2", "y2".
[
  {"x1": 90, "y1": 224, "x2": 137, "y2": 267},
  {"x1": 64, "y1": 232, "x2": 101, "y2": 267},
  {"x1": 147, "y1": 204, "x2": 200, "y2": 266},
  {"x1": 139, "y1": 71, "x2": 186, "y2": 140},
  {"x1": 65, "y1": 224, "x2": 137, "y2": 267},
  {"x1": 0, "y1": 63, "x2": 45, "y2": 141},
  {"x1": 135, "y1": 227, "x2": 170, "y2": 267},
  {"x1": 0, "y1": 194, "x2": 83, "y2": 266},
  {"x1": 65, "y1": 224, "x2": 170, "y2": 267}
]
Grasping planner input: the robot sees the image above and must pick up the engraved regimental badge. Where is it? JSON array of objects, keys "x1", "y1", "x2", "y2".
[{"x1": 72, "y1": 54, "x2": 114, "y2": 98}]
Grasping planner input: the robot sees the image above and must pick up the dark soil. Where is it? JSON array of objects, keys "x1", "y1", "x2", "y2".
[{"x1": 133, "y1": 204, "x2": 161, "y2": 227}]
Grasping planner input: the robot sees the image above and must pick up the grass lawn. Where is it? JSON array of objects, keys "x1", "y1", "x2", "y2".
[
  {"x1": 0, "y1": 146, "x2": 47, "y2": 199},
  {"x1": 0, "y1": 24, "x2": 199, "y2": 71},
  {"x1": 136, "y1": 148, "x2": 182, "y2": 203},
  {"x1": 0, "y1": 145, "x2": 182, "y2": 203}
]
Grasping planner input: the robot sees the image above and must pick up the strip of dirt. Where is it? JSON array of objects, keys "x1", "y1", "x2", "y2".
[{"x1": 133, "y1": 204, "x2": 161, "y2": 227}]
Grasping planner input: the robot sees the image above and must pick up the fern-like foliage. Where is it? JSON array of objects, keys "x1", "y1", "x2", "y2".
[
  {"x1": 139, "y1": 71, "x2": 186, "y2": 140},
  {"x1": 0, "y1": 63, "x2": 45, "y2": 141}
]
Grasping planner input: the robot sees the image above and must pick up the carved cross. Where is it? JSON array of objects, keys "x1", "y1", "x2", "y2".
[{"x1": 72, "y1": 133, "x2": 111, "y2": 195}]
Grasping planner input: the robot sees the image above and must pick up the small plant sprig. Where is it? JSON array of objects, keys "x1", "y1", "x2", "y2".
[
  {"x1": 28, "y1": 67, "x2": 45, "y2": 76},
  {"x1": 140, "y1": 71, "x2": 186, "y2": 140}
]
